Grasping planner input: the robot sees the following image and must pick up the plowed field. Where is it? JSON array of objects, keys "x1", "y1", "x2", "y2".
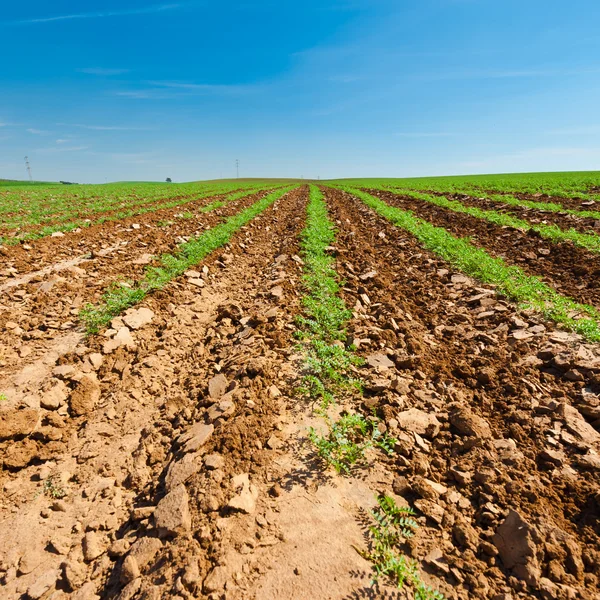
[{"x1": 1, "y1": 178, "x2": 599, "y2": 600}]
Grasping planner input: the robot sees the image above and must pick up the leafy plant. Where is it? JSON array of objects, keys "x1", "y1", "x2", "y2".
[
  {"x1": 43, "y1": 475, "x2": 67, "y2": 499},
  {"x1": 309, "y1": 413, "x2": 396, "y2": 474},
  {"x1": 363, "y1": 495, "x2": 445, "y2": 600}
]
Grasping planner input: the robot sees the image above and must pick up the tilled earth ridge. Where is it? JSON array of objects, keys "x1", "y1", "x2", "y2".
[
  {"x1": 363, "y1": 188, "x2": 600, "y2": 308},
  {"x1": 425, "y1": 191, "x2": 600, "y2": 235},
  {"x1": 482, "y1": 191, "x2": 600, "y2": 213},
  {"x1": 0, "y1": 188, "x2": 249, "y2": 277},
  {"x1": 0, "y1": 186, "x2": 307, "y2": 599},
  {"x1": 0, "y1": 190, "x2": 272, "y2": 388},
  {"x1": 325, "y1": 187, "x2": 600, "y2": 600}
]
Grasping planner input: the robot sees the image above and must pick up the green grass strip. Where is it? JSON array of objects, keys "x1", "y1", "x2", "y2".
[
  {"x1": 384, "y1": 187, "x2": 600, "y2": 254},
  {"x1": 336, "y1": 186, "x2": 600, "y2": 342},
  {"x1": 81, "y1": 186, "x2": 295, "y2": 333},
  {"x1": 297, "y1": 185, "x2": 359, "y2": 408}
]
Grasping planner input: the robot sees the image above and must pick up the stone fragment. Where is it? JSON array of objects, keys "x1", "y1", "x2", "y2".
[
  {"x1": 366, "y1": 352, "x2": 395, "y2": 371},
  {"x1": 188, "y1": 278, "x2": 205, "y2": 288},
  {"x1": 449, "y1": 405, "x2": 491, "y2": 439},
  {"x1": 70, "y1": 582, "x2": 100, "y2": 600},
  {"x1": 0, "y1": 408, "x2": 39, "y2": 440},
  {"x1": 103, "y1": 327, "x2": 136, "y2": 354},
  {"x1": 208, "y1": 374, "x2": 228, "y2": 399},
  {"x1": 128, "y1": 537, "x2": 162, "y2": 569},
  {"x1": 122, "y1": 308, "x2": 155, "y2": 330},
  {"x1": 207, "y1": 399, "x2": 235, "y2": 422},
  {"x1": 395, "y1": 408, "x2": 440, "y2": 438},
  {"x1": 154, "y1": 484, "x2": 192, "y2": 537},
  {"x1": 69, "y1": 374, "x2": 101, "y2": 417},
  {"x1": 424, "y1": 548, "x2": 450, "y2": 574},
  {"x1": 41, "y1": 381, "x2": 69, "y2": 410},
  {"x1": 120, "y1": 555, "x2": 140, "y2": 583},
  {"x1": 493, "y1": 510, "x2": 542, "y2": 586},
  {"x1": 165, "y1": 454, "x2": 202, "y2": 491},
  {"x1": 83, "y1": 531, "x2": 105, "y2": 562},
  {"x1": 227, "y1": 473, "x2": 259, "y2": 514},
  {"x1": 577, "y1": 450, "x2": 600, "y2": 470},
  {"x1": 88, "y1": 353, "x2": 103, "y2": 370},
  {"x1": 179, "y1": 423, "x2": 214, "y2": 453},
  {"x1": 204, "y1": 454, "x2": 224, "y2": 470},
  {"x1": 203, "y1": 565, "x2": 228, "y2": 593},
  {"x1": 108, "y1": 539, "x2": 131, "y2": 557},
  {"x1": 116, "y1": 578, "x2": 141, "y2": 600},
  {"x1": 270, "y1": 286, "x2": 283, "y2": 300},
  {"x1": 26, "y1": 568, "x2": 60, "y2": 599},
  {"x1": 559, "y1": 403, "x2": 600, "y2": 445}
]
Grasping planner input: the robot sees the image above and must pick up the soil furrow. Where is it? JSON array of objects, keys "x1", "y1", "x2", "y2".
[
  {"x1": 424, "y1": 190, "x2": 600, "y2": 235},
  {"x1": 324, "y1": 186, "x2": 600, "y2": 599},
  {"x1": 364, "y1": 188, "x2": 600, "y2": 309},
  {"x1": 480, "y1": 190, "x2": 600, "y2": 212},
  {"x1": 0, "y1": 191, "x2": 272, "y2": 385},
  {"x1": 0, "y1": 187, "x2": 307, "y2": 600}
]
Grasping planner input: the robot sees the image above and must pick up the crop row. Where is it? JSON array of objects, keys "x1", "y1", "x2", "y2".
[
  {"x1": 330, "y1": 185, "x2": 600, "y2": 341},
  {"x1": 298, "y1": 185, "x2": 444, "y2": 598},
  {"x1": 0, "y1": 182, "x2": 280, "y2": 246},
  {"x1": 332, "y1": 172, "x2": 600, "y2": 201},
  {"x1": 0, "y1": 180, "x2": 271, "y2": 229},
  {"x1": 372, "y1": 187, "x2": 600, "y2": 254},
  {"x1": 81, "y1": 185, "x2": 297, "y2": 332}
]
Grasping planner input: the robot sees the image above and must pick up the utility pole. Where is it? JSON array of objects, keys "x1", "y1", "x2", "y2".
[
  {"x1": 236, "y1": 159, "x2": 239, "y2": 179},
  {"x1": 24, "y1": 156, "x2": 32, "y2": 181}
]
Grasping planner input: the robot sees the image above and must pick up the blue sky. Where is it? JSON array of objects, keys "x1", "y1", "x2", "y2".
[{"x1": 1, "y1": 0, "x2": 600, "y2": 182}]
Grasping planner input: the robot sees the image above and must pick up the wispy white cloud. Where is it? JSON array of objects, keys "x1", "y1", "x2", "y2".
[
  {"x1": 146, "y1": 80, "x2": 260, "y2": 94},
  {"x1": 395, "y1": 132, "x2": 455, "y2": 138},
  {"x1": 547, "y1": 126, "x2": 600, "y2": 136},
  {"x1": 113, "y1": 90, "x2": 179, "y2": 100},
  {"x1": 36, "y1": 145, "x2": 89, "y2": 153},
  {"x1": 416, "y1": 66, "x2": 600, "y2": 82},
  {"x1": 459, "y1": 146, "x2": 600, "y2": 170},
  {"x1": 58, "y1": 123, "x2": 151, "y2": 131},
  {"x1": 77, "y1": 68, "x2": 130, "y2": 76},
  {"x1": 114, "y1": 80, "x2": 260, "y2": 100},
  {"x1": 55, "y1": 139, "x2": 70, "y2": 144},
  {"x1": 8, "y1": 3, "x2": 182, "y2": 25},
  {"x1": 26, "y1": 128, "x2": 50, "y2": 135}
]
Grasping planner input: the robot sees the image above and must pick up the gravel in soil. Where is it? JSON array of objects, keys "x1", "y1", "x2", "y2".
[
  {"x1": 364, "y1": 188, "x2": 600, "y2": 309},
  {"x1": 0, "y1": 187, "x2": 308, "y2": 599},
  {"x1": 325, "y1": 186, "x2": 600, "y2": 599},
  {"x1": 429, "y1": 191, "x2": 600, "y2": 235},
  {"x1": 0, "y1": 190, "x2": 272, "y2": 387}
]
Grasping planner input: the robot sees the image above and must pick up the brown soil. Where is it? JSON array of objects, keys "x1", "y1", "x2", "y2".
[
  {"x1": 0, "y1": 191, "x2": 270, "y2": 386},
  {"x1": 0, "y1": 184, "x2": 599, "y2": 600},
  {"x1": 0, "y1": 189, "x2": 238, "y2": 234},
  {"x1": 325, "y1": 187, "x2": 600, "y2": 599},
  {"x1": 485, "y1": 190, "x2": 600, "y2": 212},
  {"x1": 363, "y1": 188, "x2": 600, "y2": 309},
  {"x1": 0, "y1": 189, "x2": 238, "y2": 277},
  {"x1": 436, "y1": 192, "x2": 600, "y2": 235}
]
